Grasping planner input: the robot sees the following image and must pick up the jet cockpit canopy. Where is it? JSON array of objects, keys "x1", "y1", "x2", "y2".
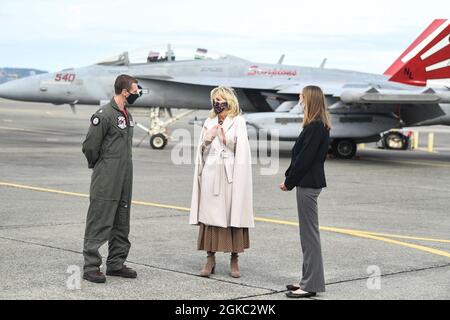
[{"x1": 96, "y1": 44, "x2": 227, "y2": 66}]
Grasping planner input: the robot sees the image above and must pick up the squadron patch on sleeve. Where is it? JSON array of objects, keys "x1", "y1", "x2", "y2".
[{"x1": 91, "y1": 115, "x2": 100, "y2": 126}]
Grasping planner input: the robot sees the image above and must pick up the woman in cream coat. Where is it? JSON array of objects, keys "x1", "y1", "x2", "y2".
[{"x1": 190, "y1": 86, "x2": 254, "y2": 278}]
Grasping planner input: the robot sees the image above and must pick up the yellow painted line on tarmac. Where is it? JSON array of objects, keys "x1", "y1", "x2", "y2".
[
  {"x1": 348, "y1": 230, "x2": 450, "y2": 244},
  {"x1": 132, "y1": 200, "x2": 190, "y2": 212},
  {"x1": 1, "y1": 181, "x2": 450, "y2": 259},
  {"x1": 0, "y1": 182, "x2": 89, "y2": 198},
  {"x1": 254, "y1": 217, "x2": 299, "y2": 227},
  {"x1": 0, "y1": 182, "x2": 190, "y2": 212},
  {"x1": 328, "y1": 229, "x2": 450, "y2": 259},
  {"x1": 257, "y1": 217, "x2": 450, "y2": 258},
  {"x1": 256, "y1": 217, "x2": 450, "y2": 244}
]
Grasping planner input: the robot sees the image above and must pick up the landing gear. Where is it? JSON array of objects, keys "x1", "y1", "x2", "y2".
[
  {"x1": 134, "y1": 107, "x2": 195, "y2": 150},
  {"x1": 150, "y1": 133, "x2": 168, "y2": 149},
  {"x1": 331, "y1": 139, "x2": 357, "y2": 159}
]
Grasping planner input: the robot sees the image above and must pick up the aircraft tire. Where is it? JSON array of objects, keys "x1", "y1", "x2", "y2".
[
  {"x1": 150, "y1": 133, "x2": 168, "y2": 150},
  {"x1": 332, "y1": 139, "x2": 357, "y2": 159}
]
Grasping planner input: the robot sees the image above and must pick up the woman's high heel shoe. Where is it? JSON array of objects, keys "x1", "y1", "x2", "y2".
[{"x1": 200, "y1": 251, "x2": 216, "y2": 277}]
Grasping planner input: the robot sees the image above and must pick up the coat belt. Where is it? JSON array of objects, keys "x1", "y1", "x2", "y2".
[{"x1": 210, "y1": 149, "x2": 234, "y2": 196}]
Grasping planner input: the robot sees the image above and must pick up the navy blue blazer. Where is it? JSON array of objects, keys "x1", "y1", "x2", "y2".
[{"x1": 284, "y1": 120, "x2": 330, "y2": 190}]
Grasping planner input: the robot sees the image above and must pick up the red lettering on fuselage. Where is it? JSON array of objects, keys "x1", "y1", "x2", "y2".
[{"x1": 247, "y1": 65, "x2": 297, "y2": 77}]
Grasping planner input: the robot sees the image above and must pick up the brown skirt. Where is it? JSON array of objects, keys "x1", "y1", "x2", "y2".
[{"x1": 197, "y1": 223, "x2": 250, "y2": 253}]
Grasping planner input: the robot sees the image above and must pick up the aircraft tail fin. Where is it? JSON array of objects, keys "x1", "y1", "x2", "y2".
[{"x1": 387, "y1": 19, "x2": 450, "y2": 86}]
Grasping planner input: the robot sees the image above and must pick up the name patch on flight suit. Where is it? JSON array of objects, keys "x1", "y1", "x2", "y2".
[{"x1": 117, "y1": 116, "x2": 127, "y2": 129}]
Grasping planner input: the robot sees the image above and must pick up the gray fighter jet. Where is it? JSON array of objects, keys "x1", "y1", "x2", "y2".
[{"x1": 0, "y1": 20, "x2": 449, "y2": 155}]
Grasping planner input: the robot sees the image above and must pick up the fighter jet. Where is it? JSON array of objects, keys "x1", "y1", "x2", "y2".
[
  {"x1": 244, "y1": 19, "x2": 450, "y2": 157},
  {"x1": 0, "y1": 20, "x2": 449, "y2": 155}
]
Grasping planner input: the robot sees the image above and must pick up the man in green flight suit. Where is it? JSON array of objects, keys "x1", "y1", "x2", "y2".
[{"x1": 82, "y1": 74, "x2": 142, "y2": 283}]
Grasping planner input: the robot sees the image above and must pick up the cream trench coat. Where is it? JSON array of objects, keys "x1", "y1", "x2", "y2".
[{"x1": 189, "y1": 114, "x2": 254, "y2": 228}]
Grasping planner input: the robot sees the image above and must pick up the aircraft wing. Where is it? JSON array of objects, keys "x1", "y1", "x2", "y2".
[
  {"x1": 277, "y1": 82, "x2": 450, "y2": 125},
  {"x1": 136, "y1": 73, "x2": 450, "y2": 102},
  {"x1": 334, "y1": 87, "x2": 450, "y2": 125},
  {"x1": 135, "y1": 74, "x2": 281, "y2": 90},
  {"x1": 273, "y1": 83, "x2": 344, "y2": 96},
  {"x1": 135, "y1": 74, "x2": 344, "y2": 95}
]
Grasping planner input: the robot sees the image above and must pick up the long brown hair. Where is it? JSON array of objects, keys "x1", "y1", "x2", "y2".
[{"x1": 301, "y1": 85, "x2": 331, "y2": 130}]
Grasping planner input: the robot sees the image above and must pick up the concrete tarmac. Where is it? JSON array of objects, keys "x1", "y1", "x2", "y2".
[{"x1": 0, "y1": 98, "x2": 449, "y2": 300}]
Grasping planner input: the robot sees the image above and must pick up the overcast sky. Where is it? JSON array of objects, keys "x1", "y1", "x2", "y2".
[{"x1": 1, "y1": 0, "x2": 449, "y2": 73}]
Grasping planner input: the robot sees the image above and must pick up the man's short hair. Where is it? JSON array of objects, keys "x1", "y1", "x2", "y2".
[{"x1": 114, "y1": 74, "x2": 138, "y2": 95}]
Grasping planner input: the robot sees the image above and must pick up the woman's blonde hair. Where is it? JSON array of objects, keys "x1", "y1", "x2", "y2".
[
  {"x1": 209, "y1": 86, "x2": 241, "y2": 118},
  {"x1": 301, "y1": 85, "x2": 332, "y2": 130}
]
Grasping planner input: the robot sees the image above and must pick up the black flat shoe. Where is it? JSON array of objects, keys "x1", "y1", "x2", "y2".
[
  {"x1": 83, "y1": 270, "x2": 106, "y2": 283},
  {"x1": 106, "y1": 265, "x2": 137, "y2": 278},
  {"x1": 286, "y1": 284, "x2": 301, "y2": 291},
  {"x1": 286, "y1": 291, "x2": 316, "y2": 298}
]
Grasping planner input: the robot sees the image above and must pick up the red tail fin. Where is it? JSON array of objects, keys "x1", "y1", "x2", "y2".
[
  {"x1": 387, "y1": 19, "x2": 450, "y2": 86},
  {"x1": 384, "y1": 19, "x2": 447, "y2": 76}
]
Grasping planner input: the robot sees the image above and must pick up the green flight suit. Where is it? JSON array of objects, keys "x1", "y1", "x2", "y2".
[{"x1": 82, "y1": 97, "x2": 134, "y2": 273}]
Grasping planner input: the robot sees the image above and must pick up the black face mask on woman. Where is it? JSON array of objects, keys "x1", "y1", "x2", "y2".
[
  {"x1": 126, "y1": 85, "x2": 143, "y2": 105},
  {"x1": 213, "y1": 101, "x2": 228, "y2": 114}
]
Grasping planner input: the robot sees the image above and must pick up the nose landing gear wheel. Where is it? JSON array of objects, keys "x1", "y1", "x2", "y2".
[
  {"x1": 332, "y1": 139, "x2": 357, "y2": 159},
  {"x1": 150, "y1": 133, "x2": 168, "y2": 149}
]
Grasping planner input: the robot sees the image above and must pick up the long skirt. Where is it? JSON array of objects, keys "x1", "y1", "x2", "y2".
[{"x1": 197, "y1": 223, "x2": 250, "y2": 253}]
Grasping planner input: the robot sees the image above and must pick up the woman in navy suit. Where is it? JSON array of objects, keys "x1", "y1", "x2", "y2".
[{"x1": 279, "y1": 85, "x2": 331, "y2": 298}]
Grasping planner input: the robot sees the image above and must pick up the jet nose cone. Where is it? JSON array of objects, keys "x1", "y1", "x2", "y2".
[
  {"x1": 0, "y1": 77, "x2": 38, "y2": 101},
  {"x1": 0, "y1": 80, "x2": 17, "y2": 100}
]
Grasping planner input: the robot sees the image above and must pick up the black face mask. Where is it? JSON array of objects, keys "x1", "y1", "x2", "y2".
[
  {"x1": 126, "y1": 85, "x2": 142, "y2": 105},
  {"x1": 213, "y1": 101, "x2": 228, "y2": 114}
]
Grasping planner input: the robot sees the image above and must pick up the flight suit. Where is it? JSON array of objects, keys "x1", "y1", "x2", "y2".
[{"x1": 82, "y1": 97, "x2": 134, "y2": 273}]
